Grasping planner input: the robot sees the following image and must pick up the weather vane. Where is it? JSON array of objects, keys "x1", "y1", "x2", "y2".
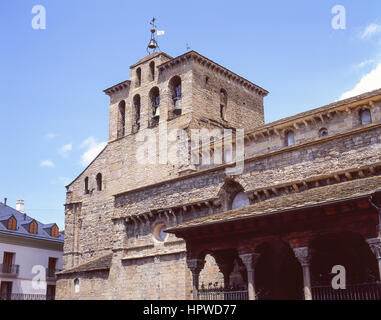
[{"x1": 147, "y1": 17, "x2": 161, "y2": 54}]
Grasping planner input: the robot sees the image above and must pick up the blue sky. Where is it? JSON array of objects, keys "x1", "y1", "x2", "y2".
[{"x1": 0, "y1": 0, "x2": 381, "y2": 229}]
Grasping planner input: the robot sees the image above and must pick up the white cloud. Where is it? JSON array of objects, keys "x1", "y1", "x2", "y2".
[
  {"x1": 40, "y1": 160, "x2": 55, "y2": 168},
  {"x1": 339, "y1": 62, "x2": 381, "y2": 100},
  {"x1": 45, "y1": 133, "x2": 57, "y2": 139},
  {"x1": 361, "y1": 23, "x2": 381, "y2": 39},
  {"x1": 59, "y1": 143, "x2": 72, "y2": 158},
  {"x1": 354, "y1": 59, "x2": 376, "y2": 69},
  {"x1": 80, "y1": 137, "x2": 106, "y2": 167}
]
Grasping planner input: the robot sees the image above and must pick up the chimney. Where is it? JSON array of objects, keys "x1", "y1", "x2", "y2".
[
  {"x1": 16, "y1": 200, "x2": 25, "y2": 213},
  {"x1": 4, "y1": 198, "x2": 7, "y2": 206}
]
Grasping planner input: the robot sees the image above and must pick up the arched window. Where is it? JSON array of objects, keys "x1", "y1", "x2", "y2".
[
  {"x1": 152, "y1": 222, "x2": 167, "y2": 242},
  {"x1": 286, "y1": 131, "x2": 295, "y2": 146},
  {"x1": 149, "y1": 87, "x2": 160, "y2": 118},
  {"x1": 149, "y1": 61, "x2": 155, "y2": 81},
  {"x1": 232, "y1": 192, "x2": 250, "y2": 210},
  {"x1": 96, "y1": 173, "x2": 102, "y2": 191},
  {"x1": 136, "y1": 68, "x2": 142, "y2": 87},
  {"x1": 84, "y1": 177, "x2": 89, "y2": 194},
  {"x1": 74, "y1": 279, "x2": 80, "y2": 293},
  {"x1": 30, "y1": 220, "x2": 38, "y2": 234},
  {"x1": 133, "y1": 95, "x2": 141, "y2": 131},
  {"x1": 218, "y1": 179, "x2": 246, "y2": 211},
  {"x1": 220, "y1": 89, "x2": 228, "y2": 120},
  {"x1": 360, "y1": 109, "x2": 372, "y2": 125},
  {"x1": 7, "y1": 216, "x2": 17, "y2": 230},
  {"x1": 169, "y1": 76, "x2": 182, "y2": 115},
  {"x1": 118, "y1": 100, "x2": 126, "y2": 138},
  {"x1": 51, "y1": 225, "x2": 59, "y2": 237},
  {"x1": 319, "y1": 127, "x2": 328, "y2": 138}
]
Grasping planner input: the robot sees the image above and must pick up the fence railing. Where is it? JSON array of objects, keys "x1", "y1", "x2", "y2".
[
  {"x1": 0, "y1": 294, "x2": 55, "y2": 301},
  {"x1": 198, "y1": 290, "x2": 248, "y2": 300},
  {"x1": 312, "y1": 282, "x2": 381, "y2": 300},
  {"x1": 0, "y1": 264, "x2": 19, "y2": 276}
]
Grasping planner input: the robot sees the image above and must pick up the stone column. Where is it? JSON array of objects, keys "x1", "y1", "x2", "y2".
[
  {"x1": 187, "y1": 259, "x2": 206, "y2": 300},
  {"x1": 239, "y1": 253, "x2": 260, "y2": 300},
  {"x1": 367, "y1": 238, "x2": 381, "y2": 281},
  {"x1": 294, "y1": 247, "x2": 312, "y2": 300}
]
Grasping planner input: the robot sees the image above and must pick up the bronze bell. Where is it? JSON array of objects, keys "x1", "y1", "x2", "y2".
[{"x1": 148, "y1": 39, "x2": 157, "y2": 50}]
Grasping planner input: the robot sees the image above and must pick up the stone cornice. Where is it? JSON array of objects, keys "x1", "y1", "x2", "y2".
[
  {"x1": 157, "y1": 50, "x2": 269, "y2": 97},
  {"x1": 113, "y1": 121, "x2": 381, "y2": 200},
  {"x1": 103, "y1": 80, "x2": 131, "y2": 96},
  {"x1": 114, "y1": 197, "x2": 221, "y2": 223},
  {"x1": 198, "y1": 91, "x2": 381, "y2": 154}
]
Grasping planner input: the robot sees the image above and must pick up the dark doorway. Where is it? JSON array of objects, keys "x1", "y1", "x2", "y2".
[
  {"x1": 255, "y1": 241, "x2": 304, "y2": 300},
  {"x1": 0, "y1": 281, "x2": 12, "y2": 300}
]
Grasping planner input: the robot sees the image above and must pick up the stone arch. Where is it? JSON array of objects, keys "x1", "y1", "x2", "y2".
[
  {"x1": 149, "y1": 86, "x2": 160, "y2": 118},
  {"x1": 117, "y1": 100, "x2": 126, "y2": 138},
  {"x1": 149, "y1": 61, "x2": 155, "y2": 81},
  {"x1": 254, "y1": 240, "x2": 304, "y2": 300},
  {"x1": 360, "y1": 108, "x2": 372, "y2": 125},
  {"x1": 199, "y1": 254, "x2": 224, "y2": 289},
  {"x1": 217, "y1": 179, "x2": 247, "y2": 211},
  {"x1": 220, "y1": 88, "x2": 228, "y2": 120},
  {"x1": 132, "y1": 94, "x2": 141, "y2": 130},
  {"x1": 285, "y1": 130, "x2": 295, "y2": 146},
  {"x1": 309, "y1": 231, "x2": 379, "y2": 286},
  {"x1": 169, "y1": 75, "x2": 182, "y2": 115}
]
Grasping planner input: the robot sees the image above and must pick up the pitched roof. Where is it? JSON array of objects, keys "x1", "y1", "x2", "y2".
[
  {"x1": 58, "y1": 253, "x2": 113, "y2": 275},
  {"x1": 130, "y1": 52, "x2": 172, "y2": 68},
  {"x1": 166, "y1": 175, "x2": 381, "y2": 233},
  {"x1": 0, "y1": 202, "x2": 64, "y2": 243}
]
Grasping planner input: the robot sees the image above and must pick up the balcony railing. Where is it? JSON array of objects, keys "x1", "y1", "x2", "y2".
[
  {"x1": 0, "y1": 294, "x2": 54, "y2": 301},
  {"x1": 46, "y1": 268, "x2": 61, "y2": 280},
  {"x1": 198, "y1": 284, "x2": 249, "y2": 301},
  {"x1": 312, "y1": 282, "x2": 381, "y2": 300},
  {"x1": 0, "y1": 263, "x2": 19, "y2": 276},
  {"x1": 198, "y1": 290, "x2": 248, "y2": 300}
]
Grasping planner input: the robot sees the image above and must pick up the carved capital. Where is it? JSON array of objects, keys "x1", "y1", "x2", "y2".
[
  {"x1": 367, "y1": 238, "x2": 381, "y2": 259},
  {"x1": 293, "y1": 247, "x2": 310, "y2": 267},
  {"x1": 187, "y1": 259, "x2": 205, "y2": 275},
  {"x1": 239, "y1": 253, "x2": 260, "y2": 272}
]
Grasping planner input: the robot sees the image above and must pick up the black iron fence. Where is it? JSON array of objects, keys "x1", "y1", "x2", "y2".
[
  {"x1": 312, "y1": 282, "x2": 381, "y2": 300},
  {"x1": 0, "y1": 263, "x2": 19, "y2": 275},
  {"x1": 198, "y1": 284, "x2": 248, "y2": 300},
  {"x1": 198, "y1": 290, "x2": 248, "y2": 300},
  {"x1": 0, "y1": 294, "x2": 55, "y2": 301}
]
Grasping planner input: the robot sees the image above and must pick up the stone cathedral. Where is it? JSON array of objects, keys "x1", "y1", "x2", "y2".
[{"x1": 56, "y1": 31, "x2": 381, "y2": 300}]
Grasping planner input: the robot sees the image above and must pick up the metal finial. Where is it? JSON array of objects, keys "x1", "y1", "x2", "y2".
[
  {"x1": 147, "y1": 17, "x2": 160, "y2": 54},
  {"x1": 186, "y1": 43, "x2": 191, "y2": 51}
]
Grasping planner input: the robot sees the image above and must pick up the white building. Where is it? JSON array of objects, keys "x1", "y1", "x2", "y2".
[{"x1": 0, "y1": 199, "x2": 63, "y2": 300}]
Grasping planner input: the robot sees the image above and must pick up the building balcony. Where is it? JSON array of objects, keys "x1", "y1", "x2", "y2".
[
  {"x1": 0, "y1": 263, "x2": 19, "y2": 277},
  {"x1": 46, "y1": 268, "x2": 61, "y2": 280},
  {"x1": 0, "y1": 294, "x2": 54, "y2": 301}
]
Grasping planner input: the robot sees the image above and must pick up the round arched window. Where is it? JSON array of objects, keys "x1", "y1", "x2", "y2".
[
  {"x1": 74, "y1": 279, "x2": 80, "y2": 293},
  {"x1": 153, "y1": 223, "x2": 167, "y2": 242},
  {"x1": 319, "y1": 128, "x2": 328, "y2": 138},
  {"x1": 232, "y1": 192, "x2": 250, "y2": 210},
  {"x1": 360, "y1": 109, "x2": 372, "y2": 125},
  {"x1": 286, "y1": 131, "x2": 295, "y2": 146}
]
